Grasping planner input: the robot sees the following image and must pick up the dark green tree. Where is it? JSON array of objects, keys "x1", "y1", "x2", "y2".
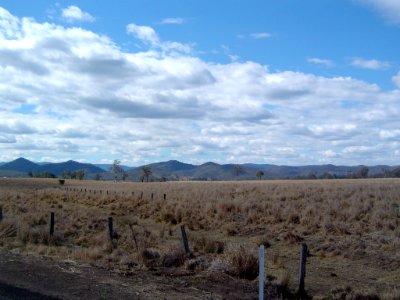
[{"x1": 256, "y1": 170, "x2": 264, "y2": 180}]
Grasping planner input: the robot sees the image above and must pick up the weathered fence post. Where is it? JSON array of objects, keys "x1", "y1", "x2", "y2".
[
  {"x1": 140, "y1": 192, "x2": 143, "y2": 200},
  {"x1": 298, "y1": 243, "x2": 308, "y2": 296},
  {"x1": 49, "y1": 212, "x2": 55, "y2": 237},
  {"x1": 151, "y1": 193, "x2": 153, "y2": 200},
  {"x1": 163, "y1": 193, "x2": 166, "y2": 200},
  {"x1": 259, "y1": 245, "x2": 265, "y2": 300},
  {"x1": 0, "y1": 207, "x2": 3, "y2": 222},
  {"x1": 108, "y1": 217, "x2": 114, "y2": 241},
  {"x1": 180, "y1": 225, "x2": 190, "y2": 255}
]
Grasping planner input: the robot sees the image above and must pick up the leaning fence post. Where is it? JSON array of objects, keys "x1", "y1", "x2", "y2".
[
  {"x1": 108, "y1": 217, "x2": 114, "y2": 241},
  {"x1": 180, "y1": 225, "x2": 190, "y2": 255},
  {"x1": 298, "y1": 243, "x2": 308, "y2": 296},
  {"x1": 0, "y1": 207, "x2": 3, "y2": 222},
  {"x1": 259, "y1": 245, "x2": 265, "y2": 300},
  {"x1": 49, "y1": 212, "x2": 55, "y2": 237}
]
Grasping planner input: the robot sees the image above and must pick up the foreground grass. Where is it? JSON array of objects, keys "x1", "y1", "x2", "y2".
[{"x1": 0, "y1": 178, "x2": 399, "y2": 298}]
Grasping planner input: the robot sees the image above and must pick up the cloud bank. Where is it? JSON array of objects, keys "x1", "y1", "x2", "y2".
[{"x1": 0, "y1": 7, "x2": 399, "y2": 165}]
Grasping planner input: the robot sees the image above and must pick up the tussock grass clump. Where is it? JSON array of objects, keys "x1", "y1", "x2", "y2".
[
  {"x1": 0, "y1": 219, "x2": 18, "y2": 238},
  {"x1": 193, "y1": 235, "x2": 224, "y2": 254},
  {"x1": 223, "y1": 244, "x2": 258, "y2": 280},
  {"x1": 161, "y1": 244, "x2": 185, "y2": 268}
]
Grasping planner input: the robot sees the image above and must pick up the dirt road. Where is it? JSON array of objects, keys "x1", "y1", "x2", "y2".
[{"x1": 0, "y1": 249, "x2": 258, "y2": 299}]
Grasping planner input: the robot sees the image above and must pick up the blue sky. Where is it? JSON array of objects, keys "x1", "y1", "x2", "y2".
[{"x1": 0, "y1": 0, "x2": 399, "y2": 166}]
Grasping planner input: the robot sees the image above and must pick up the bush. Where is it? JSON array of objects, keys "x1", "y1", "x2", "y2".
[{"x1": 58, "y1": 179, "x2": 65, "y2": 185}]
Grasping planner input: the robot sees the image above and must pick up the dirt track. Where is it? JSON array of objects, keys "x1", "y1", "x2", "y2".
[{"x1": 0, "y1": 249, "x2": 258, "y2": 299}]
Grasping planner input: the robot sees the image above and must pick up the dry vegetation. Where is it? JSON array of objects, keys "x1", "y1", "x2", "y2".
[{"x1": 0, "y1": 178, "x2": 399, "y2": 299}]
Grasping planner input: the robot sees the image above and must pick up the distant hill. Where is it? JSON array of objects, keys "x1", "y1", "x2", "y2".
[
  {"x1": 0, "y1": 158, "x2": 39, "y2": 173},
  {"x1": 95, "y1": 164, "x2": 132, "y2": 172},
  {"x1": 127, "y1": 161, "x2": 399, "y2": 181},
  {"x1": 128, "y1": 160, "x2": 196, "y2": 180},
  {"x1": 0, "y1": 158, "x2": 398, "y2": 180},
  {"x1": 0, "y1": 158, "x2": 105, "y2": 177},
  {"x1": 37, "y1": 160, "x2": 105, "y2": 176}
]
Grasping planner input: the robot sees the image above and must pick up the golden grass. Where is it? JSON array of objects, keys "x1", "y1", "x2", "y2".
[{"x1": 0, "y1": 178, "x2": 399, "y2": 298}]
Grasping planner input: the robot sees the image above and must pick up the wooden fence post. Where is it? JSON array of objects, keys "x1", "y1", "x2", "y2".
[
  {"x1": 140, "y1": 192, "x2": 143, "y2": 200},
  {"x1": 0, "y1": 207, "x2": 3, "y2": 222},
  {"x1": 298, "y1": 243, "x2": 308, "y2": 296},
  {"x1": 180, "y1": 225, "x2": 190, "y2": 255},
  {"x1": 108, "y1": 217, "x2": 114, "y2": 241},
  {"x1": 259, "y1": 245, "x2": 265, "y2": 300},
  {"x1": 151, "y1": 193, "x2": 153, "y2": 200},
  {"x1": 163, "y1": 193, "x2": 166, "y2": 200},
  {"x1": 49, "y1": 212, "x2": 55, "y2": 237}
]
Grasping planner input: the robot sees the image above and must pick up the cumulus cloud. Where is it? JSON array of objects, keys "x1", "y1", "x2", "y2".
[
  {"x1": 62, "y1": 6, "x2": 94, "y2": 23},
  {"x1": 307, "y1": 57, "x2": 333, "y2": 67},
  {"x1": 357, "y1": 0, "x2": 400, "y2": 24},
  {"x1": 351, "y1": 58, "x2": 390, "y2": 70},
  {"x1": 0, "y1": 7, "x2": 399, "y2": 165},
  {"x1": 127, "y1": 23, "x2": 159, "y2": 45},
  {"x1": 126, "y1": 23, "x2": 191, "y2": 53}
]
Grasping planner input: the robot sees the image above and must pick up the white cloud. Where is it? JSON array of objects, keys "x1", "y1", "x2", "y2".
[
  {"x1": 126, "y1": 23, "x2": 159, "y2": 46},
  {"x1": 392, "y1": 72, "x2": 400, "y2": 88},
  {"x1": 249, "y1": 32, "x2": 272, "y2": 39},
  {"x1": 0, "y1": 7, "x2": 399, "y2": 165},
  {"x1": 307, "y1": 57, "x2": 333, "y2": 67},
  {"x1": 350, "y1": 58, "x2": 390, "y2": 70},
  {"x1": 357, "y1": 0, "x2": 400, "y2": 24},
  {"x1": 160, "y1": 18, "x2": 185, "y2": 25},
  {"x1": 126, "y1": 23, "x2": 191, "y2": 53},
  {"x1": 61, "y1": 6, "x2": 94, "y2": 23}
]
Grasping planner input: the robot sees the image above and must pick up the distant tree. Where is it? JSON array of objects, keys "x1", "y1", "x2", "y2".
[
  {"x1": 386, "y1": 167, "x2": 400, "y2": 178},
  {"x1": 307, "y1": 172, "x2": 317, "y2": 180},
  {"x1": 256, "y1": 170, "x2": 264, "y2": 180},
  {"x1": 61, "y1": 169, "x2": 72, "y2": 179},
  {"x1": 75, "y1": 169, "x2": 85, "y2": 180},
  {"x1": 122, "y1": 171, "x2": 129, "y2": 181},
  {"x1": 94, "y1": 173, "x2": 102, "y2": 181},
  {"x1": 141, "y1": 166, "x2": 152, "y2": 182},
  {"x1": 233, "y1": 165, "x2": 244, "y2": 178},
  {"x1": 355, "y1": 166, "x2": 369, "y2": 179},
  {"x1": 321, "y1": 172, "x2": 335, "y2": 179},
  {"x1": 28, "y1": 171, "x2": 33, "y2": 178},
  {"x1": 34, "y1": 172, "x2": 56, "y2": 178},
  {"x1": 110, "y1": 160, "x2": 123, "y2": 181}
]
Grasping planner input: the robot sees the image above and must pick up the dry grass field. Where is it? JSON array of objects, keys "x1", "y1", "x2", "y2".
[{"x1": 0, "y1": 178, "x2": 399, "y2": 299}]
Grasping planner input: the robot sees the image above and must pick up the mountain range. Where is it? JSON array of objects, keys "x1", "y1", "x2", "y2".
[
  {"x1": 0, "y1": 158, "x2": 104, "y2": 176},
  {"x1": 0, "y1": 157, "x2": 398, "y2": 180}
]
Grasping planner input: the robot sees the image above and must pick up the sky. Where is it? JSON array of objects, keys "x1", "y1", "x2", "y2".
[{"x1": 0, "y1": 0, "x2": 399, "y2": 166}]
